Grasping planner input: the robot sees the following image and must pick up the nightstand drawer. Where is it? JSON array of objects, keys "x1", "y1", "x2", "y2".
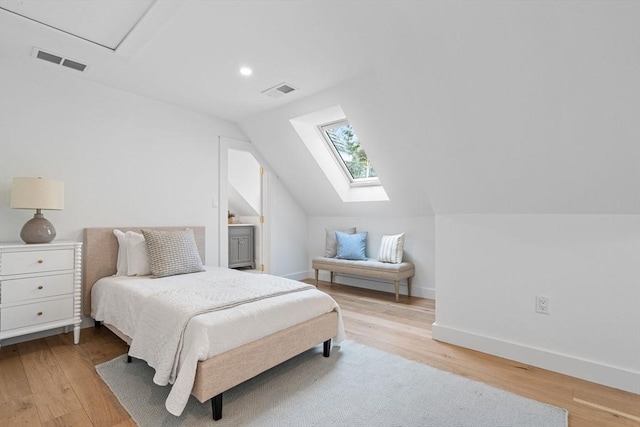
[
  {"x1": 1, "y1": 273, "x2": 74, "y2": 303},
  {"x1": 1, "y1": 297, "x2": 74, "y2": 331},
  {"x1": 1, "y1": 249, "x2": 74, "y2": 275}
]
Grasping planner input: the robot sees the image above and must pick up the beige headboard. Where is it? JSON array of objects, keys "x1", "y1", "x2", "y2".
[{"x1": 82, "y1": 226, "x2": 205, "y2": 316}]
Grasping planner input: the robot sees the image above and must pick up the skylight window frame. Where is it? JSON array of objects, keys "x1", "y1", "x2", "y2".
[{"x1": 318, "y1": 119, "x2": 381, "y2": 188}]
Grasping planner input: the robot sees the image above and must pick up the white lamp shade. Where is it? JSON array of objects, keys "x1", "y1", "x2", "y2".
[{"x1": 10, "y1": 177, "x2": 64, "y2": 210}]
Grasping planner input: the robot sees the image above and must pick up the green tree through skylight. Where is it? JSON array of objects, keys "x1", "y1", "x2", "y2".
[{"x1": 323, "y1": 121, "x2": 377, "y2": 181}]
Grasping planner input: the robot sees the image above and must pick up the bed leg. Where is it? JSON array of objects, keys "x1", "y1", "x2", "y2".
[
  {"x1": 127, "y1": 355, "x2": 132, "y2": 363},
  {"x1": 94, "y1": 320, "x2": 101, "y2": 328},
  {"x1": 330, "y1": 271, "x2": 334, "y2": 286},
  {"x1": 323, "y1": 339, "x2": 331, "y2": 357},
  {"x1": 211, "y1": 393, "x2": 223, "y2": 420},
  {"x1": 315, "y1": 269, "x2": 319, "y2": 287}
]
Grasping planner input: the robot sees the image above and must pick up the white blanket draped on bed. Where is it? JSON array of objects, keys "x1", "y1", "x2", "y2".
[
  {"x1": 128, "y1": 272, "x2": 314, "y2": 386},
  {"x1": 92, "y1": 267, "x2": 345, "y2": 416}
]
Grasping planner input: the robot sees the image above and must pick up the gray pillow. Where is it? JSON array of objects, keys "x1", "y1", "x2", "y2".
[
  {"x1": 325, "y1": 227, "x2": 356, "y2": 257},
  {"x1": 141, "y1": 229, "x2": 204, "y2": 278}
]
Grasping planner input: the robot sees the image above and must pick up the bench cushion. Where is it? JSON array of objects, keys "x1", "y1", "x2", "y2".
[{"x1": 312, "y1": 256, "x2": 415, "y2": 281}]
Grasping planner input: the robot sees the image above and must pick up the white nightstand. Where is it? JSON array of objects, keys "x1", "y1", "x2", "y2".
[{"x1": 0, "y1": 241, "x2": 82, "y2": 347}]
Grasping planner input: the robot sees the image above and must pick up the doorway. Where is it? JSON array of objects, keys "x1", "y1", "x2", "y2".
[{"x1": 218, "y1": 137, "x2": 270, "y2": 272}]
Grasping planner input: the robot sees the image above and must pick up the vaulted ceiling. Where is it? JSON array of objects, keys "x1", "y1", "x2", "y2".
[
  {"x1": 1, "y1": 1, "x2": 638, "y2": 215},
  {"x1": 0, "y1": 0, "x2": 369, "y2": 121}
]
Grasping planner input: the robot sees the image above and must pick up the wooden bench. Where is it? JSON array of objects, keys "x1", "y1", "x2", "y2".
[{"x1": 312, "y1": 256, "x2": 415, "y2": 302}]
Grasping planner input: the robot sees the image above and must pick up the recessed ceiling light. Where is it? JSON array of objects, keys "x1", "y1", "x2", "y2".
[{"x1": 239, "y1": 67, "x2": 252, "y2": 76}]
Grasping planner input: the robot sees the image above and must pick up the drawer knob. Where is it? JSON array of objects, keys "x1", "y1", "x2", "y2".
[
  {"x1": 38, "y1": 285, "x2": 44, "y2": 290},
  {"x1": 37, "y1": 259, "x2": 44, "y2": 264},
  {"x1": 37, "y1": 312, "x2": 43, "y2": 316}
]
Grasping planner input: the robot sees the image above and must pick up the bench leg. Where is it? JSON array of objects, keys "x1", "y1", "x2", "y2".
[
  {"x1": 315, "y1": 269, "x2": 319, "y2": 287},
  {"x1": 330, "y1": 271, "x2": 334, "y2": 286},
  {"x1": 408, "y1": 276, "x2": 412, "y2": 299},
  {"x1": 394, "y1": 280, "x2": 400, "y2": 302}
]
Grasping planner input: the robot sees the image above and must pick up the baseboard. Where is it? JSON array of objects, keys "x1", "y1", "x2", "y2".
[
  {"x1": 432, "y1": 323, "x2": 640, "y2": 394},
  {"x1": 284, "y1": 270, "x2": 313, "y2": 281},
  {"x1": 308, "y1": 269, "x2": 435, "y2": 300}
]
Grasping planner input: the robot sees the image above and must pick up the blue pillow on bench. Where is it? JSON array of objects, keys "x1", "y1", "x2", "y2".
[{"x1": 336, "y1": 231, "x2": 368, "y2": 260}]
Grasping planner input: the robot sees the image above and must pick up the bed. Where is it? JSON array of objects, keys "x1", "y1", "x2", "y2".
[{"x1": 83, "y1": 226, "x2": 344, "y2": 420}]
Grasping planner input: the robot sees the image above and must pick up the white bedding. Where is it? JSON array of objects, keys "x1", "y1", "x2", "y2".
[{"x1": 91, "y1": 267, "x2": 345, "y2": 416}]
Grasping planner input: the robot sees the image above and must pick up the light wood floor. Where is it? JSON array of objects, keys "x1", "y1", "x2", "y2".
[{"x1": 1, "y1": 280, "x2": 638, "y2": 426}]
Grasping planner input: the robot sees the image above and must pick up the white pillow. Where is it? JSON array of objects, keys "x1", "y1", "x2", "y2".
[
  {"x1": 378, "y1": 233, "x2": 405, "y2": 264},
  {"x1": 126, "y1": 231, "x2": 151, "y2": 276},
  {"x1": 325, "y1": 227, "x2": 356, "y2": 257},
  {"x1": 113, "y1": 229, "x2": 128, "y2": 276}
]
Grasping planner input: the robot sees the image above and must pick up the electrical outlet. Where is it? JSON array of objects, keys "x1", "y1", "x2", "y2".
[{"x1": 536, "y1": 295, "x2": 550, "y2": 314}]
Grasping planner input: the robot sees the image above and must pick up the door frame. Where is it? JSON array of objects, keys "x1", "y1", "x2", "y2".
[{"x1": 218, "y1": 136, "x2": 271, "y2": 272}]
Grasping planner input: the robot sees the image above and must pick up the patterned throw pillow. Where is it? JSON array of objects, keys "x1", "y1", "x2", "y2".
[
  {"x1": 141, "y1": 229, "x2": 204, "y2": 278},
  {"x1": 378, "y1": 233, "x2": 405, "y2": 264},
  {"x1": 335, "y1": 231, "x2": 368, "y2": 260},
  {"x1": 325, "y1": 227, "x2": 356, "y2": 257}
]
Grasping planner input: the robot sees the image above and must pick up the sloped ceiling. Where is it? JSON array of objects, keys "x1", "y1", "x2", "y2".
[
  {"x1": 241, "y1": 73, "x2": 435, "y2": 217},
  {"x1": 0, "y1": 0, "x2": 367, "y2": 120},
  {"x1": 228, "y1": 185, "x2": 258, "y2": 218},
  {"x1": 0, "y1": 0, "x2": 155, "y2": 50},
  {"x1": 241, "y1": 1, "x2": 640, "y2": 215},
  {"x1": 1, "y1": 1, "x2": 638, "y2": 215}
]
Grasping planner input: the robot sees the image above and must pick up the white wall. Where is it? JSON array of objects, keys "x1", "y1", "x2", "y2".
[
  {"x1": 360, "y1": 1, "x2": 640, "y2": 215},
  {"x1": 268, "y1": 174, "x2": 308, "y2": 280},
  {"x1": 433, "y1": 214, "x2": 640, "y2": 393},
  {"x1": 0, "y1": 57, "x2": 247, "y2": 265},
  {"x1": 308, "y1": 216, "x2": 435, "y2": 299}
]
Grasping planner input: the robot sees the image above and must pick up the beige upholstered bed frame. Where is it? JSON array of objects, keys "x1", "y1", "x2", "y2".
[
  {"x1": 83, "y1": 227, "x2": 207, "y2": 316},
  {"x1": 83, "y1": 227, "x2": 338, "y2": 420}
]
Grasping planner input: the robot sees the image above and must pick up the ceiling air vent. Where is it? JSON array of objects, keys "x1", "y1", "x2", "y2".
[
  {"x1": 262, "y1": 82, "x2": 297, "y2": 98},
  {"x1": 31, "y1": 47, "x2": 88, "y2": 72}
]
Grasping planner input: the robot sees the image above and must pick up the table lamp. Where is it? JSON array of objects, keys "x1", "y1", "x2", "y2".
[{"x1": 10, "y1": 177, "x2": 64, "y2": 244}]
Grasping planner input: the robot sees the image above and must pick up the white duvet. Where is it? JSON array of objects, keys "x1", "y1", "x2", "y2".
[{"x1": 91, "y1": 267, "x2": 345, "y2": 416}]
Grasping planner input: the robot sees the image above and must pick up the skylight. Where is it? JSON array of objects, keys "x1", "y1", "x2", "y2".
[
  {"x1": 289, "y1": 105, "x2": 389, "y2": 203},
  {"x1": 319, "y1": 120, "x2": 379, "y2": 186}
]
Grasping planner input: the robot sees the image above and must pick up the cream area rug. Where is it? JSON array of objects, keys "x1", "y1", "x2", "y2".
[{"x1": 96, "y1": 340, "x2": 567, "y2": 426}]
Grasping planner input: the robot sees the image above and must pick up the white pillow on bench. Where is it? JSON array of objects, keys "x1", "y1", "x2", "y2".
[
  {"x1": 325, "y1": 227, "x2": 356, "y2": 257},
  {"x1": 378, "y1": 233, "x2": 405, "y2": 264}
]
